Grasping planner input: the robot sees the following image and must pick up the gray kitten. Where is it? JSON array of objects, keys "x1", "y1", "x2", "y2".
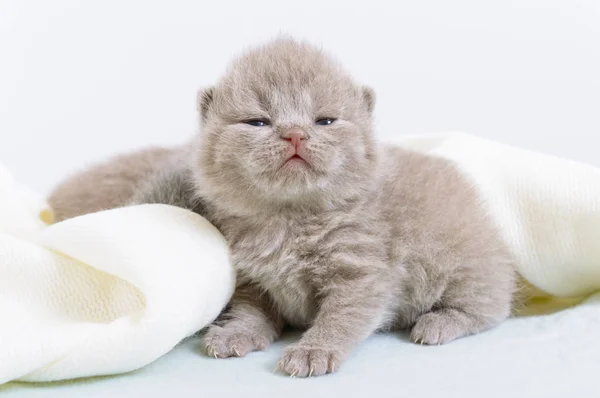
[{"x1": 48, "y1": 38, "x2": 516, "y2": 377}]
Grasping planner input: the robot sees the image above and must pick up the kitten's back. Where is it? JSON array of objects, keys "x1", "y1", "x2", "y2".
[{"x1": 48, "y1": 147, "x2": 177, "y2": 221}]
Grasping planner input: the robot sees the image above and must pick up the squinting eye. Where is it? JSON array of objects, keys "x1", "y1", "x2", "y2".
[
  {"x1": 316, "y1": 118, "x2": 336, "y2": 126},
  {"x1": 244, "y1": 119, "x2": 270, "y2": 127}
]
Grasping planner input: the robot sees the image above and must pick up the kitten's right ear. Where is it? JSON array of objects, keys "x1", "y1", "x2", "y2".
[{"x1": 197, "y1": 87, "x2": 215, "y2": 121}]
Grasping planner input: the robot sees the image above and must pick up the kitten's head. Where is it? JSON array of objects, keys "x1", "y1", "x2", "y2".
[{"x1": 194, "y1": 38, "x2": 377, "y2": 214}]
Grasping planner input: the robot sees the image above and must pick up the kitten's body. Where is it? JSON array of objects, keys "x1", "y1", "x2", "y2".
[
  {"x1": 48, "y1": 38, "x2": 516, "y2": 377},
  {"x1": 198, "y1": 144, "x2": 514, "y2": 376},
  {"x1": 202, "y1": 144, "x2": 514, "y2": 330}
]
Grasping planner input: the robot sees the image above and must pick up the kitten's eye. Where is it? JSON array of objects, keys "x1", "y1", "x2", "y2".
[
  {"x1": 244, "y1": 119, "x2": 270, "y2": 127},
  {"x1": 315, "y1": 118, "x2": 336, "y2": 126}
]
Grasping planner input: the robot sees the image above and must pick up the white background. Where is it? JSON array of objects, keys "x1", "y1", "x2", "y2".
[{"x1": 1, "y1": 0, "x2": 599, "y2": 194}]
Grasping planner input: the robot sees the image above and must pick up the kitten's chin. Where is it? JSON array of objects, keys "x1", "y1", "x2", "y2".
[{"x1": 253, "y1": 171, "x2": 327, "y2": 207}]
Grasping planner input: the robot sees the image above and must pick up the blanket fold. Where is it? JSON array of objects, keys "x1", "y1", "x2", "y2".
[
  {"x1": 395, "y1": 132, "x2": 600, "y2": 298},
  {"x1": 0, "y1": 166, "x2": 235, "y2": 384}
]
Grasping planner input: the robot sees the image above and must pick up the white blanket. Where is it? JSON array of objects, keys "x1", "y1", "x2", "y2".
[
  {"x1": 2, "y1": 132, "x2": 600, "y2": 386},
  {"x1": 0, "y1": 167, "x2": 235, "y2": 384}
]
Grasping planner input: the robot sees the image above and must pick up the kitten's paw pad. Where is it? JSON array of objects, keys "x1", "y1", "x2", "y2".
[
  {"x1": 410, "y1": 311, "x2": 469, "y2": 345},
  {"x1": 203, "y1": 326, "x2": 270, "y2": 358},
  {"x1": 277, "y1": 345, "x2": 341, "y2": 377}
]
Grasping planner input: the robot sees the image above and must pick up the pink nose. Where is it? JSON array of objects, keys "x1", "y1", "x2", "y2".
[{"x1": 281, "y1": 128, "x2": 306, "y2": 151}]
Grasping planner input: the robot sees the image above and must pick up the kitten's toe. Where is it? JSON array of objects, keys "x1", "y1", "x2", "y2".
[
  {"x1": 203, "y1": 325, "x2": 270, "y2": 358},
  {"x1": 277, "y1": 345, "x2": 341, "y2": 377},
  {"x1": 410, "y1": 310, "x2": 473, "y2": 345}
]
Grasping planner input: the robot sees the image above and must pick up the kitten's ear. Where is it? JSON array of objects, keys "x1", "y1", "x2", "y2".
[
  {"x1": 361, "y1": 86, "x2": 376, "y2": 114},
  {"x1": 197, "y1": 87, "x2": 215, "y2": 121}
]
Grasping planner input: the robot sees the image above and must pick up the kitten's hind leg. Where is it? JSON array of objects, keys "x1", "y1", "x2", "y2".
[
  {"x1": 204, "y1": 284, "x2": 284, "y2": 358},
  {"x1": 410, "y1": 261, "x2": 515, "y2": 345}
]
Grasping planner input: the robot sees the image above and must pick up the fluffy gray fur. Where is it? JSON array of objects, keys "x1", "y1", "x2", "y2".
[{"x1": 48, "y1": 38, "x2": 517, "y2": 378}]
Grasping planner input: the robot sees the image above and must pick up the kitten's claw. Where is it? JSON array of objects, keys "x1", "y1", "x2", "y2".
[
  {"x1": 278, "y1": 345, "x2": 342, "y2": 377},
  {"x1": 410, "y1": 310, "x2": 473, "y2": 345},
  {"x1": 214, "y1": 353, "x2": 219, "y2": 359},
  {"x1": 203, "y1": 325, "x2": 271, "y2": 358}
]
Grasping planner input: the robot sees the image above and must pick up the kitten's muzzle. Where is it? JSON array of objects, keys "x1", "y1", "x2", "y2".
[{"x1": 280, "y1": 127, "x2": 307, "y2": 152}]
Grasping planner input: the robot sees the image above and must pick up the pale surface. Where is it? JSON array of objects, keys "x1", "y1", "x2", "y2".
[{"x1": 3, "y1": 296, "x2": 600, "y2": 398}]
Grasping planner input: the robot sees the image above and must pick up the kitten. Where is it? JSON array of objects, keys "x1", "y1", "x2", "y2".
[
  {"x1": 48, "y1": 38, "x2": 516, "y2": 378},
  {"x1": 193, "y1": 38, "x2": 516, "y2": 377}
]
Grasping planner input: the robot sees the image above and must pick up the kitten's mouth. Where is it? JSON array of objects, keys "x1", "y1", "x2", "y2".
[{"x1": 283, "y1": 153, "x2": 309, "y2": 167}]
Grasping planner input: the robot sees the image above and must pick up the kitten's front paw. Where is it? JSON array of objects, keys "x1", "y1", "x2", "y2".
[
  {"x1": 203, "y1": 325, "x2": 271, "y2": 358},
  {"x1": 410, "y1": 310, "x2": 470, "y2": 345},
  {"x1": 277, "y1": 345, "x2": 342, "y2": 377}
]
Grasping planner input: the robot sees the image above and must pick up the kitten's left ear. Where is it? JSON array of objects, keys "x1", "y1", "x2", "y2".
[
  {"x1": 197, "y1": 86, "x2": 215, "y2": 121},
  {"x1": 361, "y1": 86, "x2": 376, "y2": 113}
]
